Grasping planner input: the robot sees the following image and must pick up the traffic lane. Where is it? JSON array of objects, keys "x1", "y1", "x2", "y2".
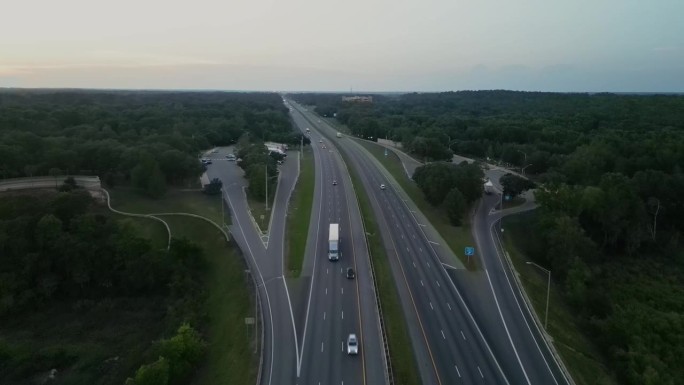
[
  {"x1": 476, "y1": 196, "x2": 563, "y2": 384},
  {"x1": 341, "y1": 142, "x2": 441, "y2": 385},
  {"x1": 326, "y1": 149, "x2": 364, "y2": 385},
  {"x1": 354, "y1": 144, "x2": 511, "y2": 384},
  {"x1": 476, "y1": 207, "x2": 566, "y2": 384},
  {"x1": 295, "y1": 101, "x2": 389, "y2": 383},
  {"x1": 360, "y1": 153, "x2": 508, "y2": 385},
  {"x1": 299, "y1": 147, "x2": 362, "y2": 385},
  {"x1": 334, "y1": 148, "x2": 388, "y2": 385},
  {"x1": 316, "y1": 121, "x2": 386, "y2": 383}
]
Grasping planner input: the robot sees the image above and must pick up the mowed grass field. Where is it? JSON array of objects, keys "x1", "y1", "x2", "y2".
[{"x1": 355, "y1": 139, "x2": 476, "y2": 269}]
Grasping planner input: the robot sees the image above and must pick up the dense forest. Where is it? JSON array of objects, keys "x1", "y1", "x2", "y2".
[
  {"x1": 0, "y1": 190, "x2": 208, "y2": 384},
  {"x1": 0, "y1": 90, "x2": 297, "y2": 196},
  {"x1": 290, "y1": 91, "x2": 684, "y2": 385}
]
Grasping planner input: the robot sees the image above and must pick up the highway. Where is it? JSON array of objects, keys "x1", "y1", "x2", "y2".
[
  {"x1": 288, "y1": 106, "x2": 388, "y2": 385},
  {"x1": 289, "y1": 98, "x2": 571, "y2": 385}
]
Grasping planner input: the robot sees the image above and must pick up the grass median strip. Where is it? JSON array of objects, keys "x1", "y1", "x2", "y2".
[
  {"x1": 341, "y1": 150, "x2": 421, "y2": 385},
  {"x1": 286, "y1": 148, "x2": 315, "y2": 277},
  {"x1": 356, "y1": 139, "x2": 476, "y2": 268}
]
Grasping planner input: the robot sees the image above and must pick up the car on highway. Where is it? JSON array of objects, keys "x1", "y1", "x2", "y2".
[
  {"x1": 346, "y1": 267, "x2": 355, "y2": 279},
  {"x1": 226, "y1": 154, "x2": 236, "y2": 161},
  {"x1": 332, "y1": 180, "x2": 337, "y2": 185},
  {"x1": 201, "y1": 158, "x2": 212, "y2": 165},
  {"x1": 211, "y1": 149, "x2": 218, "y2": 153},
  {"x1": 347, "y1": 334, "x2": 358, "y2": 355},
  {"x1": 319, "y1": 139, "x2": 323, "y2": 143},
  {"x1": 380, "y1": 184, "x2": 386, "y2": 190},
  {"x1": 322, "y1": 145, "x2": 326, "y2": 149}
]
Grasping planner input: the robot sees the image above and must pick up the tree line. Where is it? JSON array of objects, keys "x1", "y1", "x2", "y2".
[
  {"x1": 289, "y1": 90, "x2": 684, "y2": 384},
  {"x1": 0, "y1": 90, "x2": 298, "y2": 197}
]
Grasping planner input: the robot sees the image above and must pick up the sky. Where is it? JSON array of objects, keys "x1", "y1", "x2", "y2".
[{"x1": 1, "y1": 0, "x2": 683, "y2": 92}]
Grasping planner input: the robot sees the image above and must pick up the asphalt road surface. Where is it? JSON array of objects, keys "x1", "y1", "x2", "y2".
[
  {"x1": 204, "y1": 147, "x2": 300, "y2": 385},
  {"x1": 288, "y1": 106, "x2": 388, "y2": 385},
  {"x1": 289, "y1": 99, "x2": 571, "y2": 385}
]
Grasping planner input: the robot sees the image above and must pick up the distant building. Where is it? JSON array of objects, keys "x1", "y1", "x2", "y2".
[
  {"x1": 342, "y1": 96, "x2": 373, "y2": 103},
  {"x1": 265, "y1": 142, "x2": 287, "y2": 156}
]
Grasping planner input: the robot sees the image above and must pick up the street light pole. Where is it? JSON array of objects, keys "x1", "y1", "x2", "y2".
[
  {"x1": 525, "y1": 261, "x2": 551, "y2": 330},
  {"x1": 265, "y1": 165, "x2": 268, "y2": 211}
]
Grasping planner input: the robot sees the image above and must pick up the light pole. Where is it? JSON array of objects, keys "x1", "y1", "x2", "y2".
[
  {"x1": 525, "y1": 261, "x2": 551, "y2": 330},
  {"x1": 264, "y1": 166, "x2": 278, "y2": 211}
]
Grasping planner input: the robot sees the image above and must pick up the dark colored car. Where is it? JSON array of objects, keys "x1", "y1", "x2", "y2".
[{"x1": 346, "y1": 267, "x2": 355, "y2": 279}]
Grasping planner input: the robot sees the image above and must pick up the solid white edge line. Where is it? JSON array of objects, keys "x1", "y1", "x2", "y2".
[
  {"x1": 224, "y1": 190, "x2": 276, "y2": 385},
  {"x1": 488, "y1": 218, "x2": 562, "y2": 384}
]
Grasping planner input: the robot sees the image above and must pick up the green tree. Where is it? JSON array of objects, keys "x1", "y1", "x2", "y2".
[
  {"x1": 158, "y1": 323, "x2": 207, "y2": 383},
  {"x1": 131, "y1": 356, "x2": 170, "y2": 385},
  {"x1": 203, "y1": 177, "x2": 223, "y2": 195},
  {"x1": 500, "y1": 173, "x2": 535, "y2": 198},
  {"x1": 444, "y1": 188, "x2": 466, "y2": 226}
]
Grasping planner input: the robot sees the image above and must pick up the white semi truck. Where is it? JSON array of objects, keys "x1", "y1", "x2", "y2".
[{"x1": 328, "y1": 223, "x2": 340, "y2": 261}]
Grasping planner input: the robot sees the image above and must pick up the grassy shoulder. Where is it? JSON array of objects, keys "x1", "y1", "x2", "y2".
[
  {"x1": 341, "y1": 150, "x2": 421, "y2": 385},
  {"x1": 356, "y1": 139, "x2": 476, "y2": 269},
  {"x1": 286, "y1": 148, "x2": 315, "y2": 277},
  {"x1": 111, "y1": 188, "x2": 257, "y2": 385},
  {"x1": 502, "y1": 212, "x2": 617, "y2": 385}
]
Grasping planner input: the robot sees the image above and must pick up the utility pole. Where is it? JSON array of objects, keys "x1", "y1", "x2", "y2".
[
  {"x1": 221, "y1": 188, "x2": 225, "y2": 228},
  {"x1": 265, "y1": 164, "x2": 268, "y2": 211}
]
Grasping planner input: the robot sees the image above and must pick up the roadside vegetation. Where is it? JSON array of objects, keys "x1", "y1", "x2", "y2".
[
  {"x1": 338, "y1": 147, "x2": 421, "y2": 385},
  {"x1": 291, "y1": 91, "x2": 684, "y2": 384},
  {"x1": 286, "y1": 148, "x2": 315, "y2": 277},
  {"x1": 503, "y1": 212, "x2": 616, "y2": 385}
]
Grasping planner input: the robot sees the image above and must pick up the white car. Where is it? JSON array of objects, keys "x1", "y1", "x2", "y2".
[
  {"x1": 319, "y1": 139, "x2": 323, "y2": 143},
  {"x1": 380, "y1": 184, "x2": 386, "y2": 190},
  {"x1": 347, "y1": 334, "x2": 358, "y2": 355}
]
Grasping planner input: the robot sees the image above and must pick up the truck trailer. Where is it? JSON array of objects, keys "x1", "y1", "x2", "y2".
[{"x1": 328, "y1": 223, "x2": 340, "y2": 261}]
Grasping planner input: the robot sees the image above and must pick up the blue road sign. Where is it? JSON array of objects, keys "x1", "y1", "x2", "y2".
[{"x1": 465, "y1": 247, "x2": 475, "y2": 256}]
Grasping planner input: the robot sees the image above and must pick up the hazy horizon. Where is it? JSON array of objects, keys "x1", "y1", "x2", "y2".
[{"x1": 2, "y1": 0, "x2": 682, "y2": 92}]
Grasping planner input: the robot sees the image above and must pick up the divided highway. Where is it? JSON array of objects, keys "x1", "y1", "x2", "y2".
[{"x1": 289, "y1": 98, "x2": 571, "y2": 385}]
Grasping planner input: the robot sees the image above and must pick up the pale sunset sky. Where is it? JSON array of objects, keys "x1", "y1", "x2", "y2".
[{"x1": 1, "y1": 0, "x2": 682, "y2": 92}]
